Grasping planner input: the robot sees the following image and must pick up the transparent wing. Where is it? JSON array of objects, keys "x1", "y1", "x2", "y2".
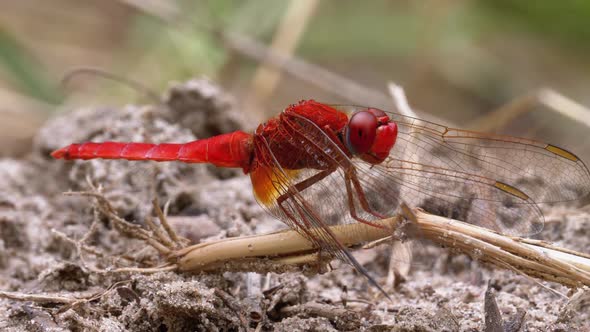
[
  {"x1": 249, "y1": 113, "x2": 392, "y2": 295},
  {"x1": 249, "y1": 112, "x2": 384, "y2": 249},
  {"x1": 333, "y1": 105, "x2": 590, "y2": 235},
  {"x1": 353, "y1": 158, "x2": 543, "y2": 235}
]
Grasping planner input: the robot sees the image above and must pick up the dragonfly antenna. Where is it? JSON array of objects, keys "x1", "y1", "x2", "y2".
[{"x1": 61, "y1": 67, "x2": 161, "y2": 104}]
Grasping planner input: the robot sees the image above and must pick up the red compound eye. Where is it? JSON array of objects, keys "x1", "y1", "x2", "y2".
[
  {"x1": 367, "y1": 108, "x2": 386, "y2": 119},
  {"x1": 347, "y1": 111, "x2": 378, "y2": 154}
]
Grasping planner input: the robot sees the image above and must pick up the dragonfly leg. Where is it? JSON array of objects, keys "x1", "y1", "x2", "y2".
[
  {"x1": 344, "y1": 172, "x2": 387, "y2": 229},
  {"x1": 276, "y1": 167, "x2": 336, "y2": 228},
  {"x1": 316, "y1": 125, "x2": 388, "y2": 224},
  {"x1": 349, "y1": 170, "x2": 387, "y2": 219},
  {"x1": 275, "y1": 168, "x2": 356, "y2": 262},
  {"x1": 277, "y1": 199, "x2": 317, "y2": 244}
]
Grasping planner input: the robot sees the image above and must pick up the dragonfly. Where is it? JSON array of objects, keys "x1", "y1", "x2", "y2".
[{"x1": 52, "y1": 99, "x2": 590, "y2": 299}]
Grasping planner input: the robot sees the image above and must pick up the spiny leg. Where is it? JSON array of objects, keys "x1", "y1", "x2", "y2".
[
  {"x1": 344, "y1": 171, "x2": 387, "y2": 229},
  {"x1": 275, "y1": 175, "x2": 390, "y2": 299},
  {"x1": 318, "y1": 125, "x2": 388, "y2": 224},
  {"x1": 276, "y1": 168, "x2": 336, "y2": 229},
  {"x1": 349, "y1": 169, "x2": 387, "y2": 219},
  {"x1": 275, "y1": 167, "x2": 358, "y2": 260},
  {"x1": 253, "y1": 135, "x2": 332, "y2": 246},
  {"x1": 276, "y1": 196, "x2": 317, "y2": 244},
  {"x1": 283, "y1": 119, "x2": 386, "y2": 228}
]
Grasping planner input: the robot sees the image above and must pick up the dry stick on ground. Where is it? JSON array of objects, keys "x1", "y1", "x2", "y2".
[
  {"x1": 152, "y1": 197, "x2": 186, "y2": 247},
  {"x1": 65, "y1": 190, "x2": 590, "y2": 289},
  {"x1": 0, "y1": 291, "x2": 78, "y2": 304},
  {"x1": 214, "y1": 288, "x2": 250, "y2": 329},
  {"x1": 10, "y1": 192, "x2": 589, "y2": 305},
  {"x1": 55, "y1": 187, "x2": 184, "y2": 276},
  {"x1": 64, "y1": 191, "x2": 171, "y2": 256},
  {"x1": 0, "y1": 280, "x2": 132, "y2": 309},
  {"x1": 173, "y1": 209, "x2": 590, "y2": 289},
  {"x1": 279, "y1": 302, "x2": 362, "y2": 330}
]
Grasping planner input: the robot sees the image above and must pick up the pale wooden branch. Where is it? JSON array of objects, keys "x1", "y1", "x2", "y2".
[
  {"x1": 416, "y1": 212, "x2": 590, "y2": 287},
  {"x1": 172, "y1": 210, "x2": 590, "y2": 288},
  {"x1": 64, "y1": 190, "x2": 590, "y2": 289},
  {"x1": 172, "y1": 216, "x2": 399, "y2": 272}
]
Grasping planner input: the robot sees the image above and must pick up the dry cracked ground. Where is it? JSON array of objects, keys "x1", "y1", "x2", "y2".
[{"x1": 1, "y1": 79, "x2": 589, "y2": 331}]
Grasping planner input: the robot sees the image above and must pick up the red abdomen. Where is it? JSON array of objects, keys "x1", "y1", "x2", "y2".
[{"x1": 52, "y1": 131, "x2": 254, "y2": 172}]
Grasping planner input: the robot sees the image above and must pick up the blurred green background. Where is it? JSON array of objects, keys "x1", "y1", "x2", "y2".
[{"x1": 1, "y1": 0, "x2": 589, "y2": 160}]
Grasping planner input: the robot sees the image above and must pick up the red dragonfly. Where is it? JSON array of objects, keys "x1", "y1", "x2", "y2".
[{"x1": 52, "y1": 100, "x2": 590, "y2": 298}]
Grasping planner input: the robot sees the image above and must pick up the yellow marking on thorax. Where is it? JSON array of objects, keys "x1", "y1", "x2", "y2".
[
  {"x1": 545, "y1": 144, "x2": 579, "y2": 162},
  {"x1": 494, "y1": 181, "x2": 529, "y2": 201},
  {"x1": 250, "y1": 166, "x2": 300, "y2": 206}
]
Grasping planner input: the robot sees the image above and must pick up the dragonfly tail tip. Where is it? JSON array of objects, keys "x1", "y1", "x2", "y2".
[{"x1": 51, "y1": 147, "x2": 67, "y2": 159}]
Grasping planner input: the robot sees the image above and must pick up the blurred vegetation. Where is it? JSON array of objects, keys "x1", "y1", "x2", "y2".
[
  {"x1": 0, "y1": 28, "x2": 63, "y2": 104},
  {"x1": 0, "y1": 0, "x2": 589, "y2": 158},
  {"x1": 481, "y1": 0, "x2": 590, "y2": 49}
]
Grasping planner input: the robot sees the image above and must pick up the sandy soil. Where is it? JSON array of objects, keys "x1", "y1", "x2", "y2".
[{"x1": 1, "y1": 79, "x2": 589, "y2": 331}]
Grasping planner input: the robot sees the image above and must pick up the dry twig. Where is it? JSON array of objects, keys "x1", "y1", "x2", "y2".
[
  {"x1": 59, "y1": 187, "x2": 183, "y2": 275},
  {"x1": 152, "y1": 198, "x2": 184, "y2": 246},
  {"x1": 0, "y1": 291, "x2": 77, "y2": 304},
  {"x1": 55, "y1": 189, "x2": 590, "y2": 291},
  {"x1": 172, "y1": 210, "x2": 590, "y2": 289}
]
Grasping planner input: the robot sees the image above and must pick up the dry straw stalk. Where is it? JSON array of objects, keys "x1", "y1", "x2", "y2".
[{"x1": 173, "y1": 209, "x2": 590, "y2": 288}]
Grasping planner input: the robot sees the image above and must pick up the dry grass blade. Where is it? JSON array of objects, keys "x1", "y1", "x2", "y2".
[
  {"x1": 245, "y1": 0, "x2": 319, "y2": 119},
  {"x1": 61, "y1": 67, "x2": 161, "y2": 103},
  {"x1": 388, "y1": 82, "x2": 419, "y2": 118},
  {"x1": 0, "y1": 291, "x2": 77, "y2": 304},
  {"x1": 223, "y1": 32, "x2": 394, "y2": 109},
  {"x1": 469, "y1": 88, "x2": 590, "y2": 132},
  {"x1": 120, "y1": 0, "x2": 395, "y2": 110},
  {"x1": 173, "y1": 217, "x2": 397, "y2": 272},
  {"x1": 0, "y1": 280, "x2": 133, "y2": 309}
]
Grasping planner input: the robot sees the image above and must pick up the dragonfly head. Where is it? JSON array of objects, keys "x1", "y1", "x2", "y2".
[{"x1": 345, "y1": 108, "x2": 398, "y2": 164}]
